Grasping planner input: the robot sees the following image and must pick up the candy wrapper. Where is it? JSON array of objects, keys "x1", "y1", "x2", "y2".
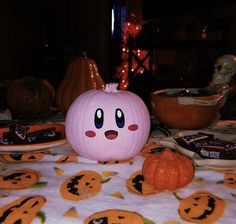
[
  {"x1": 8, "y1": 122, "x2": 29, "y2": 144},
  {"x1": 174, "y1": 132, "x2": 214, "y2": 152},
  {"x1": 174, "y1": 132, "x2": 236, "y2": 159},
  {"x1": 28, "y1": 127, "x2": 60, "y2": 143},
  {"x1": 195, "y1": 138, "x2": 236, "y2": 159},
  {"x1": 0, "y1": 123, "x2": 61, "y2": 145}
]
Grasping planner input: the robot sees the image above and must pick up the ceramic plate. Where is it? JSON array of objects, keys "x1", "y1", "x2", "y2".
[
  {"x1": 160, "y1": 130, "x2": 236, "y2": 169},
  {"x1": 0, "y1": 123, "x2": 67, "y2": 152}
]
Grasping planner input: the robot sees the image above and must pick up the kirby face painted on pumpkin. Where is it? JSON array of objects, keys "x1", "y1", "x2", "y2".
[{"x1": 65, "y1": 83, "x2": 150, "y2": 161}]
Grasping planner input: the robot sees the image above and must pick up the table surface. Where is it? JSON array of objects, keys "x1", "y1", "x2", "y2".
[{"x1": 0, "y1": 120, "x2": 236, "y2": 224}]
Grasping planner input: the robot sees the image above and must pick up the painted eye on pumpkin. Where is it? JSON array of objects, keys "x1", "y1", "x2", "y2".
[
  {"x1": 95, "y1": 108, "x2": 104, "y2": 129},
  {"x1": 115, "y1": 108, "x2": 125, "y2": 128}
]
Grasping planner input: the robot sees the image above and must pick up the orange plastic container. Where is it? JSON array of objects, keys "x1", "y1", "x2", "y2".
[{"x1": 150, "y1": 88, "x2": 227, "y2": 129}]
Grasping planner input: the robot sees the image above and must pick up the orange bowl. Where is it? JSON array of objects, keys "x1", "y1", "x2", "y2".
[{"x1": 150, "y1": 88, "x2": 227, "y2": 129}]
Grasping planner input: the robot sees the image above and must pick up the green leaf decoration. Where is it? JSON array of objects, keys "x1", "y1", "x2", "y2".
[
  {"x1": 216, "y1": 180, "x2": 224, "y2": 184},
  {"x1": 36, "y1": 210, "x2": 46, "y2": 223},
  {"x1": 143, "y1": 217, "x2": 156, "y2": 224},
  {"x1": 101, "y1": 177, "x2": 111, "y2": 183},
  {"x1": 173, "y1": 191, "x2": 182, "y2": 201},
  {"x1": 31, "y1": 181, "x2": 48, "y2": 188}
]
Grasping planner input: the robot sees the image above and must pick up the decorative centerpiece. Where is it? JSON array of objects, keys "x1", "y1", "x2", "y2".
[
  {"x1": 142, "y1": 149, "x2": 194, "y2": 191},
  {"x1": 65, "y1": 83, "x2": 150, "y2": 161}
]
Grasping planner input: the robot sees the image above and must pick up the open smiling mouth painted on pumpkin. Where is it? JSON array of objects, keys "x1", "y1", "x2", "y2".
[{"x1": 105, "y1": 130, "x2": 118, "y2": 140}]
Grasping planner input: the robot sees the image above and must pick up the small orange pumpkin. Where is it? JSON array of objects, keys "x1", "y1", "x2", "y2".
[
  {"x1": 56, "y1": 51, "x2": 105, "y2": 114},
  {"x1": 142, "y1": 149, "x2": 194, "y2": 190}
]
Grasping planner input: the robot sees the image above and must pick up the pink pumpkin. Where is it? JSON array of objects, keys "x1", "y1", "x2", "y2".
[{"x1": 65, "y1": 83, "x2": 150, "y2": 161}]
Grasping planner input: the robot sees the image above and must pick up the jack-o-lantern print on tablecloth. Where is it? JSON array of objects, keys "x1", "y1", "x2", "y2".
[
  {"x1": 60, "y1": 170, "x2": 102, "y2": 201},
  {"x1": 0, "y1": 168, "x2": 41, "y2": 189},
  {"x1": 98, "y1": 158, "x2": 133, "y2": 165},
  {"x1": 56, "y1": 155, "x2": 78, "y2": 163},
  {"x1": 224, "y1": 173, "x2": 236, "y2": 189},
  {"x1": 83, "y1": 209, "x2": 154, "y2": 224},
  {"x1": 140, "y1": 143, "x2": 166, "y2": 157},
  {"x1": 178, "y1": 191, "x2": 226, "y2": 223},
  {"x1": 126, "y1": 171, "x2": 159, "y2": 196},
  {"x1": 0, "y1": 195, "x2": 46, "y2": 224},
  {"x1": 0, "y1": 150, "x2": 47, "y2": 163}
]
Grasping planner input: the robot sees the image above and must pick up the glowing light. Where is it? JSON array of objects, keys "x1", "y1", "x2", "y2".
[
  {"x1": 111, "y1": 9, "x2": 115, "y2": 35},
  {"x1": 114, "y1": 13, "x2": 150, "y2": 90}
]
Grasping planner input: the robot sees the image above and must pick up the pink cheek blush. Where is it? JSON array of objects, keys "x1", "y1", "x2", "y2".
[
  {"x1": 85, "y1": 130, "x2": 96, "y2": 138},
  {"x1": 128, "y1": 124, "x2": 138, "y2": 131}
]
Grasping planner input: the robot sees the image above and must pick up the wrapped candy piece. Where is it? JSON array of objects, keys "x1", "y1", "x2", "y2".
[
  {"x1": 0, "y1": 124, "x2": 61, "y2": 145},
  {"x1": 28, "y1": 127, "x2": 61, "y2": 143},
  {"x1": 195, "y1": 138, "x2": 236, "y2": 160},
  {"x1": 8, "y1": 122, "x2": 29, "y2": 144},
  {"x1": 0, "y1": 132, "x2": 13, "y2": 145},
  {"x1": 174, "y1": 132, "x2": 214, "y2": 152}
]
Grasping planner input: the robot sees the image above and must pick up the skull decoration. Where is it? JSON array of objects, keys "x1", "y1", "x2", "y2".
[{"x1": 211, "y1": 54, "x2": 236, "y2": 85}]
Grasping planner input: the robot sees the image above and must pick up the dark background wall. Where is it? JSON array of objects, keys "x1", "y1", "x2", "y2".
[
  {"x1": 1, "y1": 0, "x2": 236, "y2": 90},
  {"x1": 0, "y1": 0, "x2": 110, "y2": 88}
]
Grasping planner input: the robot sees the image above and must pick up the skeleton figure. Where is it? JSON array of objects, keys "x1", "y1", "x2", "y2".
[
  {"x1": 210, "y1": 54, "x2": 236, "y2": 119},
  {"x1": 211, "y1": 54, "x2": 236, "y2": 85}
]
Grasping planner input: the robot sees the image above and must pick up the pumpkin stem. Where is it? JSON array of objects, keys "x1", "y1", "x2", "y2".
[{"x1": 105, "y1": 83, "x2": 119, "y2": 93}]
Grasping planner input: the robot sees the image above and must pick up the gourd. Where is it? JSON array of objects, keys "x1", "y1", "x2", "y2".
[
  {"x1": 56, "y1": 51, "x2": 105, "y2": 114},
  {"x1": 65, "y1": 83, "x2": 150, "y2": 161},
  {"x1": 142, "y1": 149, "x2": 194, "y2": 190}
]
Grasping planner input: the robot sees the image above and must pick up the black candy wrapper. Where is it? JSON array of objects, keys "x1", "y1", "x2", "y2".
[
  {"x1": 0, "y1": 124, "x2": 61, "y2": 145},
  {"x1": 0, "y1": 132, "x2": 13, "y2": 145},
  {"x1": 174, "y1": 132, "x2": 236, "y2": 160},
  {"x1": 174, "y1": 132, "x2": 214, "y2": 152},
  {"x1": 195, "y1": 138, "x2": 236, "y2": 160},
  {"x1": 28, "y1": 127, "x2": 60, "y2": 143},
  {"x1": 8, "y1": 122, "x2": 29, "y2": 144}
]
